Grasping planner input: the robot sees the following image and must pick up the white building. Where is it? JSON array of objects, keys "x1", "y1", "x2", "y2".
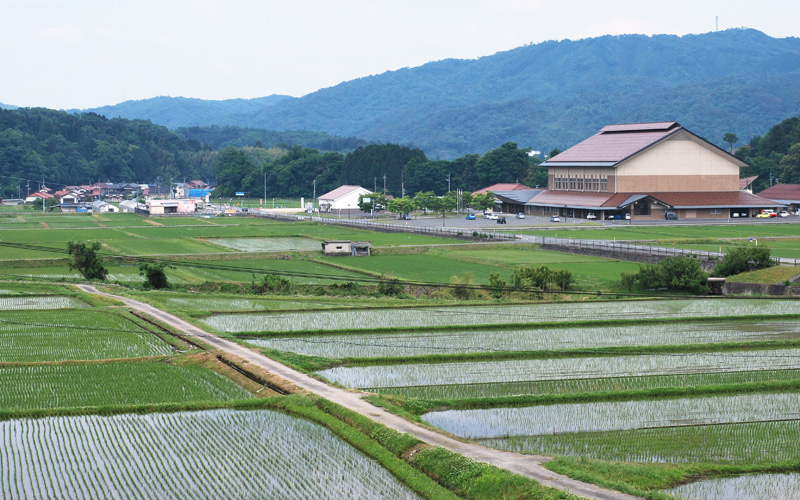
[{"x1": 317, "y1": 185, "x2": 372, "y2": 212}]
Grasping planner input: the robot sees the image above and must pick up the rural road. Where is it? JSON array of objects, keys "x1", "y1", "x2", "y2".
[{"x1": 78, "y1": 284, "x2": 641, "y2": 500}]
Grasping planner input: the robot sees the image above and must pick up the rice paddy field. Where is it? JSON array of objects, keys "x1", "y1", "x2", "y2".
[
  {"x1": 204, "y1": 298, "x2": 800, "y2": 333},
  {"x1": 664, "y1": 472, "x2": 800, "y2": 499},
  {"x1": 0, "y1": 409, "x2": 421, "y2": 500}
]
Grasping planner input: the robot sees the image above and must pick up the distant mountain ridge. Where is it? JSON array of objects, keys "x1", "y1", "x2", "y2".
[{"x1": 83, "y1": 28, "x2": 800, "y2": 158}]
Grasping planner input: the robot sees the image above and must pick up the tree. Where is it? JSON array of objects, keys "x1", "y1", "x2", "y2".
[
  {"x1": 387, "y1": 196, "x2": 416, "y2": 215},
  {"x1": 413, "y1": 191, "x2": 437, "y2": 213},
  {"x1": 723, "y1": 133, "x2": 739, "y2": 153},
  {"x1": 139, "y1": 263, "x2": 171, "y2": 289},
  {"x1": 66, "y1": 241, "x2": 107, "y2": 281},
  {"x1": 357, "y1": 192, "x2": 387, "y2": 213},
  {"x1": 471, "y1": 192, "x2": 496, "y2": 212},
  {"x1": 712, "y1": 245, "x2": 774, "y2": 277}
]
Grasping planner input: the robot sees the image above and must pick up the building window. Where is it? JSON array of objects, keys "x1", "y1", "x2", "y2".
[
  {"x1": 569, "y1": 177, "x2": 576, "y2": 190},
  {"x1": 577, "y1": 178, "x2": 583, "y2": 190},
  {"x1": 710, "y1": 208, "x2": 721, "y2": 215},
  {"x1": 593, "y1": 177, "x2": 599, "y2": 191},
  {"x1": 601, "y1": 177, "x2": 608, "y2": 192}
]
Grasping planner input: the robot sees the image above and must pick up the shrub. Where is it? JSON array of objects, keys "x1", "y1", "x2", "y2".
[
  {"x1": 448, "y1": 273, "x2": 484, "y2": 300},
  {"x1": 623, "y1": 256, "x2": 707, "y2": 293},
  {"x1": 487, "y1": 272, "x2": 507, "y2": 299},
  {"x1": 378, "y1": 275, "x2": 403, "y2": 296},
  {"x1": 251, "y1": 273, "x2": 293, "y2": 294},
  {"x1": 712, "y1": 245, "x2": 774, "y2": 277},
  {"x1": 512, "y1": 265, "x2": 573, "y2": 292}
]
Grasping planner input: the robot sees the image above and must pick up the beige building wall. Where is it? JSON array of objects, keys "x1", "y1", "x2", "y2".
[{"x1": 616, "y1": 131, "x2": 740, "y2": 192}]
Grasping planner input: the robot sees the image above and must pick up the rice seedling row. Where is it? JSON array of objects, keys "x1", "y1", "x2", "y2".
[
  {"x1": 664, "y1": 472, "x2": 800, "y2": 500},
  {"x1": 205, "y1": 237, "x2": 322, "y2": 252},
  {"x1": 318, "y1": 348, "x2": 800, "y2": 389},
  {"x1": 421, "y1": 392, "x2": 800, "y2": 438},
  {"x1": 203, "y1": 299, "x2": 800, "y2": 333},
  {"x1": 373, "y1": 369, "x2": 800, "y2": 400},
  {"x1": 477, "y1": 419, "x2": 800, "y2": 464},
  {"x1": 0, "y1": 296, "x2": 88, "y2": 311},
  {"x1": 244, "y1": 320, "x2": 800, "y2": 358},
  {"x1": 0, "y1": 409, "x2": 421, "y2": 499},
  {"x1": 0, "y1": 310, "x2": 173, "y2": 362},
  {"x1": 0, "y1": 362, "x2": 252, "y2": 410}
]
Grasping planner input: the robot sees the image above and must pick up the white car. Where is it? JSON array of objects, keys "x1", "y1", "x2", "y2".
[
  {"x1": 484, "y1": 213, "x2": 499, "y2": 220},
  {"x1": 586, "y1": 213, "x2": 597, "y2": 220},
  {"x1": 516, "y1": 213, "x2": 525, "y2": 219},
  {"x1": 778, "y1": 210, "x2": 789, "y2": 217},
  {"x1": 625, "y1": 213, "x2": 631, "y2": 220}
]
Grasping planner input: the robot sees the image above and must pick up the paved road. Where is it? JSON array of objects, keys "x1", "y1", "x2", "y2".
[{"x1": 78, "y1": 284, "x2": 641, "y2": 500}]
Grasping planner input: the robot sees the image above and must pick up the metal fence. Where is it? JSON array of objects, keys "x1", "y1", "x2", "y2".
[
  {"x1": 531, "y1": 235, "x2": 800, "y2": 266},
  {"x1": 253, "y1": 212, "x2": 516, "y2": 241}
]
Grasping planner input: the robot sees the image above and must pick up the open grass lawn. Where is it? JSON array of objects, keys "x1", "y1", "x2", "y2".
[
  {"x1": 0, "y1": 359, "x2": 253, "y2": 410},
  {"x1": 321, "y1": 246, "x2": 638, "y2": 290},
  {"x1": 727, "y1": 266, "x2": 800, "y2": 283},
  {"x1": 520, "y1": 223, "x2": 800, "y2": 241}
]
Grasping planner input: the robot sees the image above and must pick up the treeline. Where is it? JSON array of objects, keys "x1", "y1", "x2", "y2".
[
  {"x1": 214, "y1": 142, "x2": 548, "y2": 198},
  {"x1": 175, "y1": 125, "x2": 367, "y2": 153},
  {"x1": 737, "y1": 115, "x2": 800, "y2": 191}
]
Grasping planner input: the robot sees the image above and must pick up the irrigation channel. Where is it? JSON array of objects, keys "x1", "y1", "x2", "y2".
[{"x1": 76, "y1": 284, "x2": 639, "y2": 500}]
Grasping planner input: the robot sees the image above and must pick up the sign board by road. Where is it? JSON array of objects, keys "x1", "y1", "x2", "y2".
[{"x1": 235, "y1": 192, "x2": 245, "y2": 196}]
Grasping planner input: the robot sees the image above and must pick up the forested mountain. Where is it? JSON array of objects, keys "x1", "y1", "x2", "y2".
[
  {"x1": 738, "y1": 115, "x2": 800, "y2": 191},
  {"x1": 82, "y1": 29, "x2": 800, "y2": 159},
  {"x1": 174, "y1": 125, "x2": 366, "y2": 152},
  {"x1": 0, "y1": 107, "x2": 541, "y2": 199},
  {"x1": 80, "y1": 95, "x2": 293, "y2": 130}
]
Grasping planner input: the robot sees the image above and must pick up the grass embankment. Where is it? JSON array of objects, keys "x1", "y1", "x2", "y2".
[
  {"x1": 726, "y1": 265, "x2": 800, "y2": 283},
  {"x1": 545, "y1": 457, "x2": 800, "y2": 500}
]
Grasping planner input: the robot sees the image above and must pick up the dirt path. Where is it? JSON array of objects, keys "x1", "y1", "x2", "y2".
[{"x1": 77, "y1": 284, "x2": 641, "y2": 500}]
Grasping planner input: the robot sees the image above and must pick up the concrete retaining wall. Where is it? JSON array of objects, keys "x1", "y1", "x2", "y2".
[{"x1": 723, "y1": 282, "x2": 800, "y2": 296}]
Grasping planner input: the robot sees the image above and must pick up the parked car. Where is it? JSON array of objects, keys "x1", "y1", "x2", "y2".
[
  {"x1": 586, "y1": 213, "x2": 597, "y2": 220},
  {"x1": 759, "y1": 209, "x2": 777, "y2": 218},
  {"x1": 465, "y1": 213, "x2": 476, "y2": 220},
  {"x1": 625, "y1": 213, "x2": 631, "y2": 220},
  {"x1": 665, "y1": 212, "x2": 679, "y2": 220},
  {"x1": 755, "y1": 212, "x2": 772, "y2": 219},
  {"x1": 606, "y1": 214, "x2": 617, "y2": 220},
  {"x1": 399, "y1": 213, "x2": 415, "y2": 220},
  {"x1": 484, "y1": 213, "x2": 499, "y2": 220},
  {"x1": 516, "y1": 213, "x2": 525, "y2": 219},
  {"x1": 497, "y1": 216, "x2": 507, "y2": 224},
  {"x1": 550, "y1": 215, "x2": 560, "y2": 222},
  {"x1": 778, "y1": 210, "x2": 790, "y2": 217}
]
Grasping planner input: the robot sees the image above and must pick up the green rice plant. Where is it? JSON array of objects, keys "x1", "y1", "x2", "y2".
[
  {"x1": 0, "y1": 362, "x2": 252, "y2": 410},
  {"x1": 0, "y1": 296, "x2": 88, "y2": 310},
  {"x1": 204, "y1": 299, "x2": 800, "y2": 333},
  {"x1": 0, "y1": 409, "x2": 422, "y2": 499},
  {"x1": 244, "y1": 320, "x2": 800, "y2": 358},
  {"x1": 205, "y1": 237, "x2": 322, "y2": 252},
  {"x1": 318, "y1": 348, "x2": 800, "y2": 389},
  {"x1": 479, "y1": 419, "x2": 800, "y2": 464},
  {"x1": 376, "y1": 369, "x2": 800, "y2": 400},
  {"x1": 0, "y1": 310, "x2": 173, "y2": 361},
  {"x1": 665, "y1": 472, "x2": 800, "y2": 499},
  {"x1": 421, "y1": 392, "x2": 800, "y2": 438}
]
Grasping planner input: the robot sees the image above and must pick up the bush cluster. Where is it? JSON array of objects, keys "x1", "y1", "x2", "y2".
[
  {"x1": 511, "y1": 265, "x2": 573, "y2": 292},
  {"x1": 621, "y1": 256, "x2": 707, "y2": 294},
  {"x1": 711, "y1": 245, "x2": 774, "y2": 277}
]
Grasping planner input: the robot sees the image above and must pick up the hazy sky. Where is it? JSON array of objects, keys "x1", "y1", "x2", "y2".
[{"x1": 2, "y1": 0, "x2": 797, "y2": 109}]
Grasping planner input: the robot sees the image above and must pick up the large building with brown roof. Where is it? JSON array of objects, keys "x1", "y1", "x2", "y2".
[{"x1": 494, "y1": 122, "x2": 781, "y2": 220}]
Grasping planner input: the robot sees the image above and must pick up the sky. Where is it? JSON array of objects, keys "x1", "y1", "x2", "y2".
[{"x1": 1, "y1": 0, "x2": 798, "y2": 110}]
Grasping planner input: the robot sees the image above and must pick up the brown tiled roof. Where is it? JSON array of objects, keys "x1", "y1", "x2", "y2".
[
  {"x1": 758, "y1": 184, "x2": 800, "y2": 203},
  {"x1": 473, "y1": 183, "x2": 531, "y2": 195},
  {"x1": 318, "y1": 185, "x2": 369, "y2": 201},
  {"x1": 526, "y1": 190, "x2": 781, "y2": 209},
  {"x1": 528, "y1": 190, "x2": 615, "y2": 208},
  {"x1": 546, "y1": 122, "x2": 681, "y2": 164},
  {"x1": 739, "y1": 175, "x2": 758, "y2": 190},
  {"x1": 646, "y1": 191, "x2": 782, "y2": 208}
]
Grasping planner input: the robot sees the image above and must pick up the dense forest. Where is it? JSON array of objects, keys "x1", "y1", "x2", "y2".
[
  {"x1": 81, "y1": 29, "x2": 800, "y2": 159},
  {"x1": 737, "y1": 116, "x2": 800, "y2": 191},
  {"x1": 0, "y1": 107, "x2": 545, "y2": 199}
]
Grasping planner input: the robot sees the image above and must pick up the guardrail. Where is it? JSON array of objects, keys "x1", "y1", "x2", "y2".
[
  {"x1": 530, "y1": 235, "x2": 799, "y2": 266},
  {"x1": 253, "y1": 211, "x2": 516, "y2": 241}
]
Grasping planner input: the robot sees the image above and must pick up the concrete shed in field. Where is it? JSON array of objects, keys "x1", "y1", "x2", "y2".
[{"x1": 321, "y1": 240, "x2": 372, "y2": 257}]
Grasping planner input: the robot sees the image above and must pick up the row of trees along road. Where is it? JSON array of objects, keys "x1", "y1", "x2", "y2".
[{"x1": 358, "y1": 191, "x2": 496, "y2": 215}]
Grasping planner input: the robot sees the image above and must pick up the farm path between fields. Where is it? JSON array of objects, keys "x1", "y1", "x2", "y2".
[{"x1": 77, "y1": 284, "x2": 641, "y2": 500}]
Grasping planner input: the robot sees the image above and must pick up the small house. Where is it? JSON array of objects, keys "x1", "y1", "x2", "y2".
[
  {"x1": 321, "y1": 240, "x2": 372, "y2": 257},
  {"x1": 317, "y1": 185, "x2": 372, "y2": 213}
]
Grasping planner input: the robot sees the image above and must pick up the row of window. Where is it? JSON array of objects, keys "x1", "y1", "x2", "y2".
[{"x1": 553, "y1": 175, "x2": 609, "y2": 192}]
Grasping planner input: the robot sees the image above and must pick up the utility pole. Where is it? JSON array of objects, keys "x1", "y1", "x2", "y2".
[
  {"x1": 374, "y1": 177, "x2": 377, "y2": 192},
  {"x1": 446, "y1": 173, "x2": 451, "y2": 192},
  {"x1": 263, "y1": 170, "x2": 267, "y2": 206},
  {"x1": 401, "y1": 171, "x2": 405, "y2": 198},
  {"x1": 26, "y1": 181, "x2": 30, "y2": 198},
  {"x1": 42, "y1": 179, "x2": 45, "y2": 213},
  {"x1": 312, "y1": 179, "x2": 316, "y2": 213},
  {"x1": 382, "y1": 174, "x2": 387, "y2": 195}
]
